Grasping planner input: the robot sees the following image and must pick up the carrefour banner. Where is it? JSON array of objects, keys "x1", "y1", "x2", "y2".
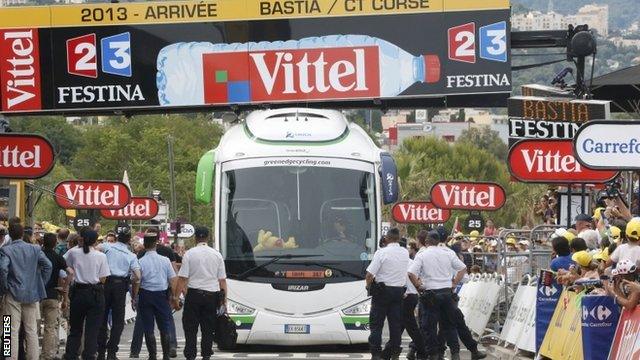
[
  {"x1": 0, "y1": 0, "x2": 511, "y2": 114},
  {"x1": 535, "y1": 270, "x2": 562, "y2": 352},
  {"x1": 580, "y1": 295, "x2": 620, "y2": 360}
]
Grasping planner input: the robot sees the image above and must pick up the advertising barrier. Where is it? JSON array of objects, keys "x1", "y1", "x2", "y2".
[
  {"x1": 539, "y1": 288, "x2": 583, "y2": 360},
  {"x1": 608, "y1": 305, "x2": 640, "y2": 360},
  {"x1": 457, "y1": 274, "x2": 502, "y2": 336},
  {"x1": 535, "y1": 270, "x2": 562, "y2": 352},
  {"x1": 514, "y1": 285, "x2": 537, "y2": 353},
  {"x1": 580, "y1": 295, "x2": 620, "y2": 360},
  {"x1": 0, "y1": 0, "x2": 511, "y2": 114},
  {"x1": 499, "y1": 277, "x2": 536, "y2": 352}
]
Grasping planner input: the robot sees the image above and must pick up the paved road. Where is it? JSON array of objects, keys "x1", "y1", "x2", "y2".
[{"x1": 114, "y1": 311, "x2": 500, "y2": 360}]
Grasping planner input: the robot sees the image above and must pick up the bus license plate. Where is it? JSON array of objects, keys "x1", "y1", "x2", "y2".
[{"x1": 284, "y1": 324, "x2": 310, "y2": 334}]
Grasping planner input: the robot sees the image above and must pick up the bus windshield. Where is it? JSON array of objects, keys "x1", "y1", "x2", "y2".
[{"x1": 220, "y1": 162, "x2": 376, "y2": 283}]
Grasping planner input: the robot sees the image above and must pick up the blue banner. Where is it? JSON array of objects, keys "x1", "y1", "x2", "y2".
[
  {"x1": 380, "y1": 153, "x2": 398, "y2": 205},
  {"x1": 581, "y1": 295, "x2": 620, "y2": 360},
  {"x1": 535, "y1": 270, "x2": 562, "y2": 352}
]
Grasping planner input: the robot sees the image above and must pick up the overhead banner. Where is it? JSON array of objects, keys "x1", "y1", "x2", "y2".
[
  {"x1": 0, "y1": 0, "x2": 511, "y2": 114},
  {"x1": 507, "y1": 96, "x2": 610, "y2": 147}
]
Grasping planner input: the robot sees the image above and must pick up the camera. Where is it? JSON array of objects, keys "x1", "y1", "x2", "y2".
[{"x1": 604, "y1": 180, "x2": 622, "y2": 199}]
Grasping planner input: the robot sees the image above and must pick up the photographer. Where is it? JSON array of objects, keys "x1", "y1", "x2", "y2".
[{"x1": 365, "y1": 228, "x2": 409, "y2": 360}]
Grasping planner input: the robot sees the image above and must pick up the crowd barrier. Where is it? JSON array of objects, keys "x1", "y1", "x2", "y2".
[
  {"x1": 458, "y1": 273, "x2": 502, "y2": 336},
  {"x1": 498, "y1": 275, "x2": 536, "y2": 353}
]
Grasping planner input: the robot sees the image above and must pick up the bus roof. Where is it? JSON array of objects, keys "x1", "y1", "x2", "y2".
[{"x1": 214, "y1": 108, "x2": 383, "y2": 163}]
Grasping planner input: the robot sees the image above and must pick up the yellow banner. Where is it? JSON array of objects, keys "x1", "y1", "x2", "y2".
[
  {"x1": 0, "y1": 0, "x2": 509, "y2": 28},
  {"x1": 540, "y1": 289, "x2": 584, "y2": 360}
]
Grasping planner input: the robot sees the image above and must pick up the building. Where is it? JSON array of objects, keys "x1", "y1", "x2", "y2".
[
  {"x1": 512, "y1": 4, "x2": 608, "y2": 36},
  {"x1": 0, "y1": 0, "x2": 29, "y2": 6}
]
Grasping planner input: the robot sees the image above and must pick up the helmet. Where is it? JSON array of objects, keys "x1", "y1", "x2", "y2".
[
  {"x1": 593, "y1": 248, "x2": 609, "y2": 262},
  {"x1": 625, "y1": 217, "x2": 640, "y2": 242},
  {"x1": 571, "y1": 250, "x2": 593, "y2": 268},
  {"x1": 612, "y1": 259, "x2": 637, "y2": 276}
]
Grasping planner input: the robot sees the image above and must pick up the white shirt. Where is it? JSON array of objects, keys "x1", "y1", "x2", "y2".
[
  {"x1": 610, "y1": 242, "x2": 640, "y2": 268},
  {"x1": 406, "y1": 259, "x2": 418, "y2": 295},
  {"x1": 178, "y1": 243, "x2": 226, "y2": 292},
  {"x1": 409, "y1": 245, "x2": 466, "y2": 290},
  {"x1": 366, "y1": 243, "x2": 409, "y2": 287},
  {"x1": 65, "y1": 247, "x2": 110, "y2": 285}
]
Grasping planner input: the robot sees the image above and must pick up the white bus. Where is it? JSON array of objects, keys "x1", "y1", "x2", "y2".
[{"x1": 195, "y1": 108, "x2": 398, "y2": 346}]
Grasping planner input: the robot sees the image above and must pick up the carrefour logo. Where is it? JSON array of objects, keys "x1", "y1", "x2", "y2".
[
  {"x1": 582, "y1": 305, "x2": 612, "y2": 321},
  {"x1": 538, "y1": 285, "x2": 558, "y2": 297}
]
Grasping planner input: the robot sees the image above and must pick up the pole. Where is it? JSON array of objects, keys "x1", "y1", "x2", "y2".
[
  {"x1": 167, "y1": 136, "x2": 177, "y2": 221},
  {"x1": 580, "y1": 184, "x2": 586, "y2": 215},
  {"x1": 566, "y1": 186, "x2": 572, "y2": 228}
]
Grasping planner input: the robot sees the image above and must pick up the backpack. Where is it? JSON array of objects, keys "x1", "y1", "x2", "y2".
[{"x1": 214, "y1": 313, "x2": 238, "y2": 350}]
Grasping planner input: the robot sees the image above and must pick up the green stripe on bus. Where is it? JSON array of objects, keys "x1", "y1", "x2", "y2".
[
  {"x1": 342, "y1": 316, "x2": 369, "y2": 325},
  {"x1": 230, "y1": 315, "x2": 256, "y2": 324}
]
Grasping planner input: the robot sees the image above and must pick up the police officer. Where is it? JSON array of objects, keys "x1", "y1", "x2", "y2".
[
  {"x1": 172, "y1": 226, "x2": 227, "y2": 360},
  {"x1": 366, "y1": 228, "x2": 409, "y2": 360},
  {"x1": 409, "y1": 231, "x2": 483, "y2": 360},
  {"x1": 64, "y1": 230, "x2": 110, "y2": 360},
  {"x1": 97, "y1": 225, "x2": 141, "y2": 360},
  {"x1": 135, "y1": 232, "x2": 177, "y2": 360}
]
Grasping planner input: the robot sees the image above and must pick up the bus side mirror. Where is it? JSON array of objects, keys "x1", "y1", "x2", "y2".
[
  {"x1": 195, "y1": 150, "x2": 216, "y2": 204},
  {"x1": 380, "y1": 153, "x2": 398, "y2": 205}
]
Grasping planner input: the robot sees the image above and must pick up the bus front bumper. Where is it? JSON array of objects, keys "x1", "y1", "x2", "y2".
[{"x1": 231, "y1": 311, "x2": 369, "y2": 345}]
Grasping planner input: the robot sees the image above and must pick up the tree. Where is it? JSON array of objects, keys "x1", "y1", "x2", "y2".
[
  {"x1": 10, "y1": 116, "x2": 84, "y2": 165},
  {"x1": 393, "y1": 136, "x2": 543, "y2": 235},
  {"x1": 458, "y1": 126, "x2": 509, "y2": 161}
]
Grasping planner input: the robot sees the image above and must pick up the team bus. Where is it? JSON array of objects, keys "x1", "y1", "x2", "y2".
[{"x1": 194, "y1": 108, "x2": 398, "y2": 346}]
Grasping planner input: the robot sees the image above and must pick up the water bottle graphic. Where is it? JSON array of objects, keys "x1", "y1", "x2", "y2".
[{"x1": 156, "y1": 35, "x2": 440, "y2": 106}]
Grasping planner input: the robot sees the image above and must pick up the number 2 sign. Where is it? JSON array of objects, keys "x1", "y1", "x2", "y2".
[
  {"x1": 448, "y1": 21, "x2": 507, "y2": 64},
  {"x1": 448, "y1": 22, "x2": 476, "y2": 63},
  {"x1": 67, "y1": 32, "x2": 132, "y2": 78}
]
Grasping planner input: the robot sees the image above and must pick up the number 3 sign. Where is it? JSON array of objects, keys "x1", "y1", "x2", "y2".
[{"x1": 448, "y1": 21, "x2": 507, "y2": 64}]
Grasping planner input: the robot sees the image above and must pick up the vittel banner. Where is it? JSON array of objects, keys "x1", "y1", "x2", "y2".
[{"x1": 0, "y1": 0, "x2": 511, "y2": 114}]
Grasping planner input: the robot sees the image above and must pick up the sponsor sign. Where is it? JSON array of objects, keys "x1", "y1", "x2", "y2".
[
  {"x1": 100, "y1": 196, "x2": 159, "y2": 220},
  {"x1": 72, "y1": 214, "x2": 94, "y2": 232},
  {"x1": 535, "y1": 271, "x2": 562, "y2": 352},
  {"x1": 0, "y1": 0, "x2": 510, "y2": 114},
  {"x1": 581, "y1": 296, "x2": 620, "y2": 360},
  {"x1": 430, "y1": 181, "x2": 505, "y2": 211},
  {"x1": 609, "y1": 305, "x2": 640, "y2": 360},
  {"x1": 507, "y1": 96, "x2": 610, "y2": 145},
  {"x1": 391, "y1": 201, "x2": 451, "y2": 224},
  {"x1": 54, "y1": 180, "x2": 131, "y2": 209},
  {"x1": 168, "y1": 222, "x2": 195, "y2": 238},
  {"x1": 574, "y1": 120, "x2": 640, "y2": 170},
  {"x1": 380, "y1": 153, "x2": 398, "y2": 205},
  {"x1": 508, "y1": 139, "x2": 618, "y2": 183},
  {"x1": 465, "y1": 212, "x2": 484, "y2": 230},
  {"x1": 539, "y1": 288, "x2": 584, "y2": 360},
  {"x1": 0, "y1": 134, "x2": 54, "y2": 179}
]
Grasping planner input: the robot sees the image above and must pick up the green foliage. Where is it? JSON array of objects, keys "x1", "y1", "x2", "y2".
[
  {"x1": 394, "y1": 136, "x2": 543, "y2": 235},
  {"x1": 13, "y1": 114, "x2": 223, "y2": 228},
  {"x1": 11, "y1": 116, "x2": 83, "y2": 165},
  {"x1": 458, "y1": 127, "x2": 508, "y2": 161}
]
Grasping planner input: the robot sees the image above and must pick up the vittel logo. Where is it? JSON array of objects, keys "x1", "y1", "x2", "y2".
[
  {"x1": 203, "y1": 46, "x2": 380, "y2": 104},
  {"x1": 54, "y1": 181, "x2": 131, "y2": 210},
  {"x1": 0, "y1": 29, "x2": 41, "y2": 111}
]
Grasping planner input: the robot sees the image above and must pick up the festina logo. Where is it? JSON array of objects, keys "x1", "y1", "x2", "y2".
[
  {"x1": 0, "y1": 29, "x2": 42, "y2": 111},
  {"x1": 521, "y1": 149, "x2": 582, "y2": 173},
  {"x1": 446, "y1": 73, "x2": 510, "y2": 88},
  {"x1": 0, "y1": 145, "x2": 40, "y2": 169},
  {"x1": 57, "y1": 84, "x2": 145, "y2": 104},
  {"x1": 438, "y1": 184, "x2": 496, "y2": 208}
]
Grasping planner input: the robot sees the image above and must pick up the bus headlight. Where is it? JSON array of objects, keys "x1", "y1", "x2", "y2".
[
  {"x1": 342, "y1": 298, "x2": 371, "y2": 315},
  {"x1": 227, "y1": 299, "x2": 255, "y2": 315}
]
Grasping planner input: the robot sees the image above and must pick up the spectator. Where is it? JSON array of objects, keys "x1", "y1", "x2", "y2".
[
  {"x1": 41, "y1": 233, "x2": 74, "y2": 360},
  {"x1": 0, "y1": 221, "x2": 52, "y2": 360},
  {"x1": 550, "y1": 237, "x2": 574, "y2": 272},
  {"x1": 575, "y1": 214, "x2": 593, "y2": 233},
  {"x1": 570, "y1": 238, "x2": 588, "y2": 254},
  {"x1": 608, "y1": 226, "x2": 622, "y2": 244},
  {"x1": 483, "y1": 220, "x2": 496, "y2": 237},
  {"x1": 607, "y1": 217, "x2": 640, "y2": 268},
  {"x1": 579, "y1": 229, "x2": 600, "y2": 251},
  {"x1": 572, "y1": 251, "x2": 599, "y2": 279},
  {"x1": 605, "y1": 260, "x2": 639, "y2": 310},
  {"x1": 55, "y1": 228, "x2": 71, "y2": 256},
  {"x1": 505, "y1": 237, "x2": 517, "y2": 252}
]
